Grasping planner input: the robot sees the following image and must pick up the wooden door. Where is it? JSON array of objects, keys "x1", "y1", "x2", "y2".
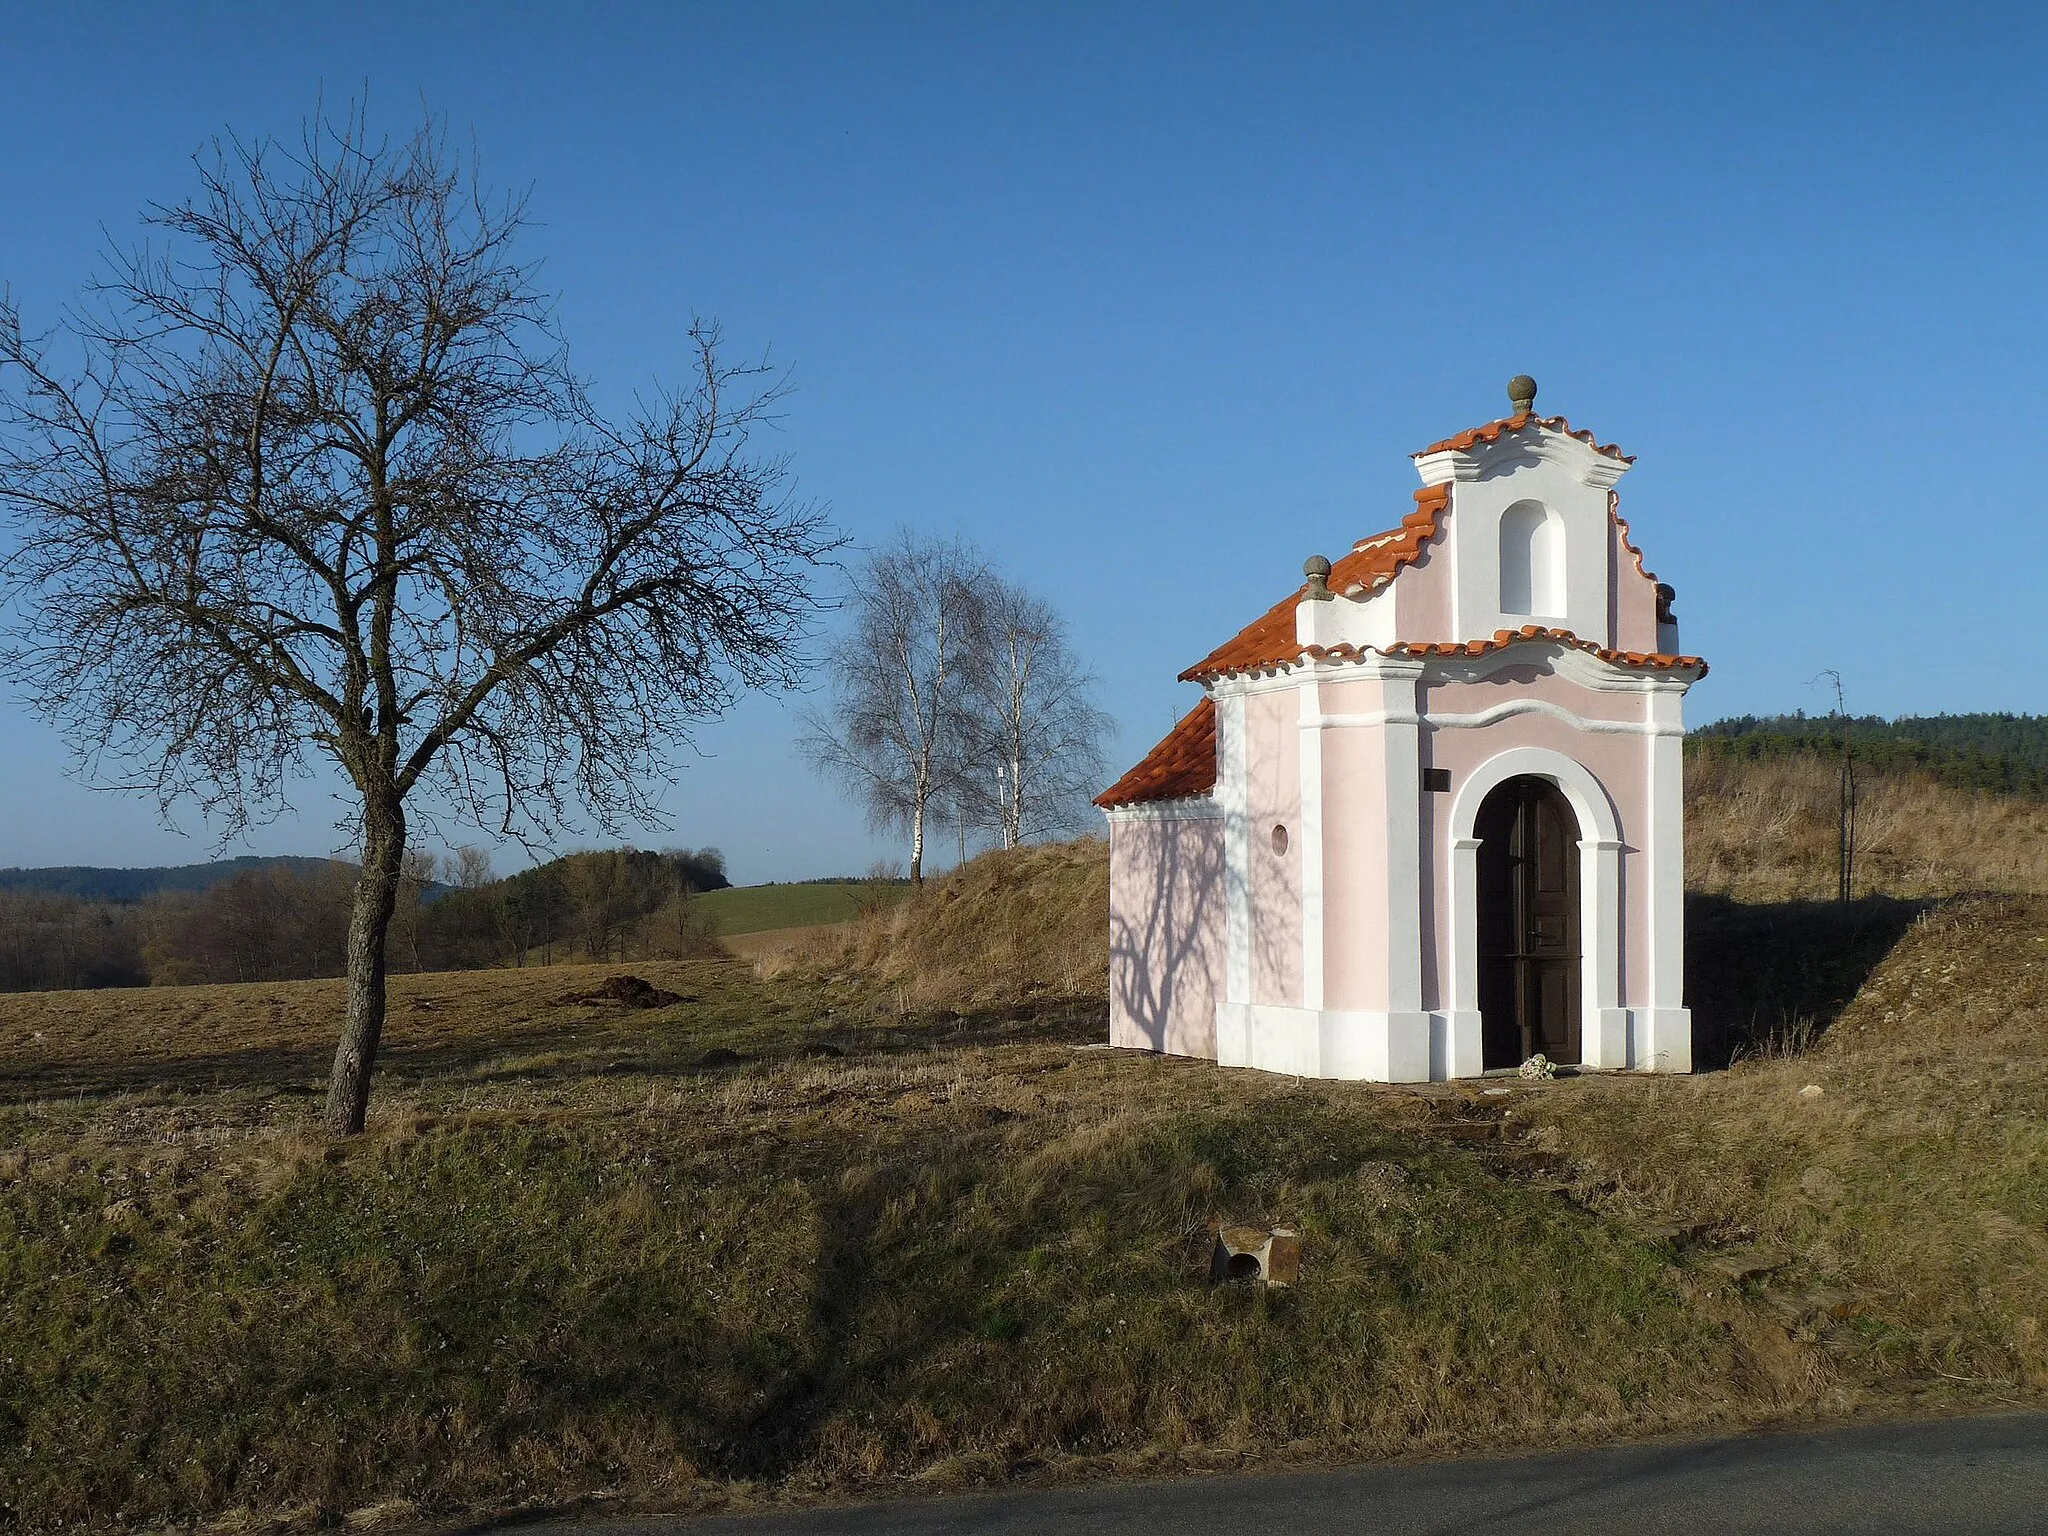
[{"x1": 1476, "y1": 776, "x2": 1581, "y2": 1070}]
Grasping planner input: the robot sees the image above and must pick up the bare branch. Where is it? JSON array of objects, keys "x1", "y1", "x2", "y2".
[{"x1": 0, "y1": 102, "x2": 840, "y2": 1133}]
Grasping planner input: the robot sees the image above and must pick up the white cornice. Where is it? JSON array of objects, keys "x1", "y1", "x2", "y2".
[
  {"x1": 1101, "y1": 795, "x2": 1223, "y2": 823},
  {"x1": 1415, "y1": 642, "x2": 1698, "y2": 694},
  {"x1": 1302, "y1": 697, "x2": 1682, "y2": 738},
  {"x1": 1210, "y1": 640, "x2": 1699, "y2": 696},
  {"x1": 1411, "y1": 423, "x2": 1632, "y2": 491}
]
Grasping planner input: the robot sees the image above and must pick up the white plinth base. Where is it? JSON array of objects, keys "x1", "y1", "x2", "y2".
[
  {"x1": 1210, "y1": 1003, "x2": 1696, "y2": 1081},
  {"x1": 1630, "y1": 1007, "x2": 1693, "y2": 1073},
  {"x1": 1217, "y1": 1004, "x2": 1434, "y2": 1083}
]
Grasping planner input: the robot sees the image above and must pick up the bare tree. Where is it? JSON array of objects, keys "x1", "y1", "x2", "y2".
[
  {"x1": 958, "y1": 576, "x2": 1111, "y2": 848},
  {"x1": 0, "y1": 106, "x2": 836, "y2": 1133},
  {"x1": 801, "y1": 531, "x2": 985, "y2": 883},
  {"x1": 444, "y1": 845, "x2": 495, "y2": 891},
  {"x1": 393, "y1": 848, "x2": 439, "y2": 973}
]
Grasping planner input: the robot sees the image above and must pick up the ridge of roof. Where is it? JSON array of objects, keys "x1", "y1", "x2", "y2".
[
  {"x1": 1414, "y1": 412, "x2": 1633, "y2": 464},
  {"x1": 1094, "y1": 697, "x2": 1217, "y2": 808},
  {"x1": 1178, "y1": 485, "x2": 1452, "y2": 684}
]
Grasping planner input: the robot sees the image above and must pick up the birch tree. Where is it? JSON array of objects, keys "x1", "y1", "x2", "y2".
[
  {"x1": 0, "y1": 106, "x2": 836, "y2": 1134},
  {"x1": 959, "y1": 575, "x2": 1111, "y2": 848},
  {"x1": 801, "y1": 531, "x2": 985, "y2": 883}
]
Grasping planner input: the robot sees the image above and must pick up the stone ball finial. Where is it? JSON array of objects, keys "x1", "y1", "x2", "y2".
[
  {"x1": 1508, "y1": 374, "x2": 1538, "y2": 416},
  {"x1": 1303, "y1": 553, "x2": 1334, "y2": 600}
]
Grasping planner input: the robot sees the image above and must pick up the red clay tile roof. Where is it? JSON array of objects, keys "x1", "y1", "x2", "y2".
[
  {"x1": 1415, "y1": 412, "x2": 1632, "y2": 464},
  {"x1": 1095, "y1": 697, "x2": 1217, "y2": 808},
  {"x1": 1176, "y1": 479, "x2": 1705, "y2": 683},
  {"x1": 1178, "y1": 485, "x2": 1452, "y2": 683}
]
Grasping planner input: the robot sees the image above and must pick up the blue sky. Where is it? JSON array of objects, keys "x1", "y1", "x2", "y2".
[{"x1": 4, "y1": 3, "x2": 2045, "y2": 882}]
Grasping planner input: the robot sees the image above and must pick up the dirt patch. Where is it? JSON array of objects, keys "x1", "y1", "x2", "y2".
[{"x1": 556, "y1": 974, "x2": 686, "y2": 1009}]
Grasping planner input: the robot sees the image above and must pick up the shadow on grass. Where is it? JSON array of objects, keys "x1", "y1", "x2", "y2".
[{"x1": 1685, "y1": 892, "x2": 1936, "y2": 1068}]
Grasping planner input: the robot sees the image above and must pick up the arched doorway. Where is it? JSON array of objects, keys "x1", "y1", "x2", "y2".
[{"x1": 1475, "y1": 775, "x2": 1582, "y2": 1069}]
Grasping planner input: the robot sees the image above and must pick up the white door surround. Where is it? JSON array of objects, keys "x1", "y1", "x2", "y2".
[{"x1": 1444, "y1": 745, "x2": 1629, "y2": 1076}]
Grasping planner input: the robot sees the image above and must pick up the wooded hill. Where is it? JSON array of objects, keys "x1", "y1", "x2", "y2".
[
  {"x1": 1689, "y1": 711, "x2": 2048, "y2": 799},
  {"x1": 0, "y1": 855, "x2": 357, "y2": 903},
  {"x1": 0, "y1": 846, "x2": 733, "y2": 993}
]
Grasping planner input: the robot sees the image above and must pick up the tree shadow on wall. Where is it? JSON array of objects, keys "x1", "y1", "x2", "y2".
[
  {"x1": 1108, "y1": 816, "x2": 1225, "y2": 1054},
  {"x1": 1685, "y1": 891, "x2": 1935, "y2": 1068},
  {"x1": 1107, "y1": 814, "x2": 1293, "y2": 1056}
]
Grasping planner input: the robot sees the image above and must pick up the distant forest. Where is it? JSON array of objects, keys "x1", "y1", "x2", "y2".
[
  {"x1": 1688, "y1": 712, "x2": 2048, "y2": 800},
  {"x1": 0, "y1": 855, "x2": 360, "y2": 904},
  {"x1": 0, "y1": 847, "x2": 731, "y2": 994}
]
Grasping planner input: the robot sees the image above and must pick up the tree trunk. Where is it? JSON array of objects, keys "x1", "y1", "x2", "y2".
[
  {"x1": 910, "y1": 794, "x2": 925, "y2": 885},
  {"x1": 325, "y1": 796, "x2": 405, "y2": 1136},
  {"x1": 1005, "y1": 748, "x2": 1023, "y2": 850}
]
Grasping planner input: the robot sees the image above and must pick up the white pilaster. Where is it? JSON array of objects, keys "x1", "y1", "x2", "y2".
[
  {"x1": 1370, "y1": 656, "x2": 1432, "y2": 1082},
  {"x1": 1637, "y1": 683, "x2": 1691, "y2": 1071},
  {"x1": 1444, "y1": 836, "x2": 1486, "y2": 1078},
  {"x1": 1581, "y1": 837, "x2": 1629, "y2": 1069},
  {"x1": 1298, "y1": 673, "x2": 1325, "y2": 1011}
]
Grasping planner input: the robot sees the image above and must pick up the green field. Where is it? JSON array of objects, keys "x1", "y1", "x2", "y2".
[{"x1": 694, "y1": 879, "x2": 906, "y2": 936}]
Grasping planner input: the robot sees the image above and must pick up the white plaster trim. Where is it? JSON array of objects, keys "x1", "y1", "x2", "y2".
[
  {"x1": 1298, "y1": 676, "x2": 1325, "y2": 1011},
  {"x1": 1211, "y1": 1003, "x2": 1432, "y2": 1082},
  {"x1": 1210, "y1": 671, "x2": 1309, "y2": 700},
  {"x1": 1304, "y1": 699, "x2": 1680, "y2": 737},
  {"x1": 1633, "y1": 1006, "x2": 1694, "y2": 1073},
  {"x1": 1379, "y1": 670, "x2": 1425, "y2": 1018},
  {"x1": 1445, "y1": 837, "x2": 1485, "y2": 1081},
  {"x1": 1100, "y1": 796, "x2": 1224, "y2": 824},
  {"x1": 1444, "y1": 746, "x2": 1626, "y2": 1072},
  {"x1": 1207, "y1": 640, "x2": 1701, "y2": 696},
  {"x1": 1415, "y1": 641, "x2": 1698, "y2": 694},
  {"x1": 1410, "y1": 424, "x2": 1633, "y2": 491},
  {"x1": 1581, "y1": 839, "x2": 1627, "y2": 1070},
  {"x1": 1640, "y1": 688, "x2": 1689, "y2": 1072},
  {"x1": 1216, "y1": 1002, "x2": 1250, "y2": 1068}
]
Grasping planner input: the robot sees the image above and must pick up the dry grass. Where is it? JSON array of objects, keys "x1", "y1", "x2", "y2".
[
  {"x1": 3, "y1": 951, "x2": 1820, "y2": 1535},
  {"x1": 1523, "y1": 894, "x2": 2048, "y2": 1403},
  {"x1": 1685, "y1": 755, "x2": 2048, "y2": 902},
  {"x1": 8, "y1": 772, "x2": 2048, "y2": 1533},
  {"x1": 825, "y1": 839, "x2": 1110, "y2": 1008}
]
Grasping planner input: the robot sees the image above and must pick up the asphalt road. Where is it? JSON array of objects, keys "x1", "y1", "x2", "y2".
[{"x1": 513, "y1": 1413, "x2": 2048, "y2": 1535}]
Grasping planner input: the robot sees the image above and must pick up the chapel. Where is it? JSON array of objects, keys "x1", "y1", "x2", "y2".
[{"x1": 1096, "y1": 377, "x2": 1705, "y2": 1082}]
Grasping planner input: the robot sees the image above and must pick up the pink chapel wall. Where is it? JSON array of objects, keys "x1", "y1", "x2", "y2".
[
  {"x1": 1107, "y1": 815, "x2": 1225, "y2": 1058},
  {"x1": 1390, "y1": 526, "x2": 1454, "y2": 639},
  {"x1": 1244, "y1": 688, "x2": 1303, "y2": 1009},
  {"x1": 1419, "y1": 678, "x2": 1657, "y2": 1011},
  {"x1": 1310, "y1": 676, "x2": 1395, "y2": 1013},
  {"x1": 1213, "y1": 662, "x2": 1662, "y2": 1027},
  {"x1": 1609, "y1": 516, "x2": 1663, "y2": 656}
]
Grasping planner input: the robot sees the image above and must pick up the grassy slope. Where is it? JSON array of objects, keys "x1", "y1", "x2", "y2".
[
  {"x1": 1685, "y1": 754, "x2": 2048, "y2": 902},
  {"x1": 7, "y1": 780, "x2": 2048, "y2": 1531},
  {"x1": 1527, "y1": 894, "x2": 2048, "y2": 1392},
  {"x1": 832, "y1": 839, "x2": 1110, "y2": 1006},
  {"x1": 1, "y1": 960, "x2": 1806, "y2": 1533},
  {"x1": 694, "y1": 880, "x2": 905, "y2": 937}
]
